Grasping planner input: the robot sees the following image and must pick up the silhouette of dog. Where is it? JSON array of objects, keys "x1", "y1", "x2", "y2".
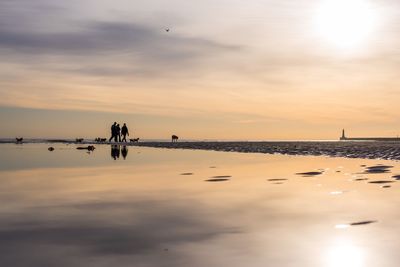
[
  {"x1": 15, "y1": 137, "x2": 23, "y2": 143},
  {"x1": 100, "y1": 138, "x2": 106, "y2": 142},
  {"x1": 76, "y1": 138, "x2": 84, "y2": 143},
  {"x1": 171, "y1": 135, "x2": 178, "y2": 142},
  {"x1": 77, "y1": 145, "x2": 95, "y2": 151},
  {"x1": 130, "y1": 138, "x2": 140, "y2": 143}
]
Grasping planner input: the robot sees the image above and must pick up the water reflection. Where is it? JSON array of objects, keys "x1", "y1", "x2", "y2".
[
  {"x1": 121, "y1": 146, "x2": 128, "y2": 160},
  {"x1": 111, "y1": 145, "x2": 120, "y2": 160},
  {"x1": 1, "y1": 144, "x2": 400, "y2": 266},
  {"x1": 111, "y1": 145, "x2": 129, "y2": 160}
]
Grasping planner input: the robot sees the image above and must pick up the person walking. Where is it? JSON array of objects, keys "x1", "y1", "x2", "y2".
[
  {"x1": 121, "y1": 123, "x2": 129, "y2": 142},
  {"x1": 116, "y1": 124, "x2": 121, "y2": 142},
  {"x1": 109, "y1": 122, "x2": 117, "y2": 142}
]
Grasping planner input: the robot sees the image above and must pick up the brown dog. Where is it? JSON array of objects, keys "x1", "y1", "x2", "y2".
[{"x1": 171, "y1": 135, "x2": 178, "y2": 142}]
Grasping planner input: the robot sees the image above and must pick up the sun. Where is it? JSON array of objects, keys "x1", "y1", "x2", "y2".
[{"x1": 314, "y1": 0, "x2": 378, "y2": 49}]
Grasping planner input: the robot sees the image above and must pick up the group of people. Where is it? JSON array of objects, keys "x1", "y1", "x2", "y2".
[{"x1": 109, "y1": 122, "x2": 130, "y2": 142}]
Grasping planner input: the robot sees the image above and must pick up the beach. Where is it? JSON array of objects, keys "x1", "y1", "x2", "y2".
[{"x1": 1, "y1": 143, "x2": 400, "y2": 266}]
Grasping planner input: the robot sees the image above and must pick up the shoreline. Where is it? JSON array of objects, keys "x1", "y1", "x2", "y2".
[{"x1": 2, "y1": 140, "x2": 400, "y2": 161}]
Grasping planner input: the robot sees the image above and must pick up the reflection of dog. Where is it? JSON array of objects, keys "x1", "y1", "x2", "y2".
[
  {"x1": 15, "y1": 137, "x2": 23, "y2": 143},
  {"x1": 171, "y1": 135, "x2": 178, "y2": 142},
  {"x1": 130, "y1": 138, "x2": 140, "y2": 143},
  {"x1": 76, "y1": 138, "x2": 84, "y2": 143}
]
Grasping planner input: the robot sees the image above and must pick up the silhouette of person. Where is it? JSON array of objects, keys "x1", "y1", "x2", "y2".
[
  {"x1": 121, "y1": 123, "x2": 129, "y2": 142},
  {"x1": 121, "y1": 145, "x2": 128, "y2": 159},
  {"x1": 116, "y1": 124, "x2": 121, "y2": 142},
  {"x1": 111, "y1": 145, "x2": 120, "y2": 160},
  {"x1": 109, "y1": 122, "x2": 117, "y2": 142}
]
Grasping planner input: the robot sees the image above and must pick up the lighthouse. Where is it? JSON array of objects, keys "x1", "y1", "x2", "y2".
[{"x1": 340, "y1": 129, "x2": 346, "y2": 140}]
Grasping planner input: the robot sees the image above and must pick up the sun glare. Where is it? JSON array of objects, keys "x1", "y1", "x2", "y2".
[
  {"x1": 326, "y1": 239, "x2": 365, "y2": 267},
  {"x1": 314, "y1": 0, "x2": 379, "y2": 49}
]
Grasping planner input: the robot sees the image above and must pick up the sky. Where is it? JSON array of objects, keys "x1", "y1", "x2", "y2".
[{"x1": 1, "y1": 0, "x2": 400, "y2": 140}]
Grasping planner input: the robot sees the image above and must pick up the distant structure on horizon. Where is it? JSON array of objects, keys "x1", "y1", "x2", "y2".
[{"x1": 340, "y1": 129, "x2": 400, "y2": 141}]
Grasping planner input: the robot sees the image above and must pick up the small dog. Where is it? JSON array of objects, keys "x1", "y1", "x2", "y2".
[
  {"x1": 171, "y1": 135, "x2": 178, "y2": 142},
  {"x1": 76, "y1": 145, "x2": 95, "y2": 151},
  {"x1": 76, "y1": 138, "x2": 84, "y2": 143},
  {"x1": 15, "y1": 137, "x2": 23, "y2": 143},
  {"x1": 130, "y1": 138, "x2": 140, "y2": 143}
]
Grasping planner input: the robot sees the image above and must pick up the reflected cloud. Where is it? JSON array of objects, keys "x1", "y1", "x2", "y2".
[{"x1": 0, "y1": 199, "x2": 240, "y2": 266}]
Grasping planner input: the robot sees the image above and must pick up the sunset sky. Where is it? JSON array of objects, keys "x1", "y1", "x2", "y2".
[{"x1": 1, "y1": 0, "x2": 400, "y2": 140}]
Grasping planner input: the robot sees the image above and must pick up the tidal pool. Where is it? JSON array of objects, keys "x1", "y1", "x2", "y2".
[{"x1": 1, "y1": 143, "x2": 400, "y2": 267}]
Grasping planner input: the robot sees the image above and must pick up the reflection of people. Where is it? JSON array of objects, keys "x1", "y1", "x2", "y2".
[
  {"x1": 121, "y1": 145, "x2": 128, "y2": 160},
  {"x1": 109, "y1": 122, "x2": 117, "y2": 142},
  {"x1": 121, "y1": 123, "x2": 129, "y2": 142},
  {"x1": 111, "y1": 145, "x2": 120, "y2": 160}
]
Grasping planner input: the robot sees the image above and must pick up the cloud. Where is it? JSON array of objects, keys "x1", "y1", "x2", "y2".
[{"x1": 0, "y1": 20, "x2": 240, "y2": 78}]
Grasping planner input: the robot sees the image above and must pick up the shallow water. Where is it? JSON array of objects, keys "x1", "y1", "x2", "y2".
[{"x1": 1, "y1": 143, "x2": 400, "y2": 267}]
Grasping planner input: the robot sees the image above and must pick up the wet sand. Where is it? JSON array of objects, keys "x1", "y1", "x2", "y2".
[
  {"x1": 134, "y1": 141, "x2": 400, "y2": 161},
  {"x1": 1, "y1": 143, "x2": 400, "y2": 266}
]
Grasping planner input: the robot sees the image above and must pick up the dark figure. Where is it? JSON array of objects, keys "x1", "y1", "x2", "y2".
[
  {"x1": 172, "y1": 135, "x2": 178, "y2": 142},
  {"x1": 130, "y1": 138, "x2": 140, "y2": 143},
  {"x1": 111, "y1": 145, "x2": 120, "y2": 160},
  {"x1": 109, "y1": 122, "x2": 117, "y2": 142},
  {"x1": 77, "y1": 145, "x2": 95, "y2": 151},
  {"x1": 15, "y1": 137, "x2": 23, "y2": 143},
  {"x1": 116, "y1": 124, "x2": 121, "y2": 142},
  {"x1": 121, "y1": 146, "x2": 128, "y2": 160},
  {"x1": 121, "y1": 123, "x2": 129, "y2": 142}
]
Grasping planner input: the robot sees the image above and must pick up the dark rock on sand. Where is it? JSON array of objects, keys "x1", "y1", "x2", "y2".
[
  {"x1": 48, "y1": 147, "x2": 55, "y2": 151},
  {"x1": 368, "y1": 180, "x2": 395, "y2": 184},
  {"x1": 180, "y1": 173, "x2": 194, "y2": 176},
  {"x1": 350, "y1": 220, "x2": 377, "y2": 226},
  {"x1": 205, "y1": 178, "x2": 230, "y2": 182},
  {"x1": 211, "y1": 175, "x2": 232, "y2": 178},
  {"x1": 296, "y1": 171, "x2": 323, "y2": 176},
  {"x1": 353, "y1": 178, "x2": 368, "y2": 181},
  {"x1": 364, "y1": 165, "x2": 394, "y2": 174}
]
